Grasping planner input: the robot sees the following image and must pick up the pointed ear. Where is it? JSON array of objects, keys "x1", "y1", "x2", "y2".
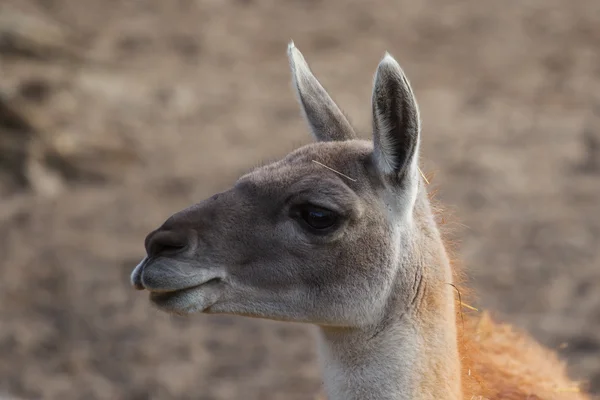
[
  {"x1": 371, "y1": 53, "x2": 421, "y2": 182},
  {"x1": 287, "y1": 41, "x2": 356, "y2": 142}
]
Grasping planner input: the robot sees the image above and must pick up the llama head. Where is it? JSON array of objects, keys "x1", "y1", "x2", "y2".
[{"x1": 131, "y1": 42, "x2": 440, "y2": 328}]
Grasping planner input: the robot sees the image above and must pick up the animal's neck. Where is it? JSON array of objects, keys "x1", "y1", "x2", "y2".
[{"x1": 316, "y1": 248, "x2": 462, "y2": 399}]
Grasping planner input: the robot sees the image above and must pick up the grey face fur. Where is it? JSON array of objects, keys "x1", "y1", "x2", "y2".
[{"x1": 131, "y1": 42, "x2": 429, "y2": 329}]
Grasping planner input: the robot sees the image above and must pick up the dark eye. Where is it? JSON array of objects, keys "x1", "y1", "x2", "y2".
[{"x1": 296, "y1": 205, "x2": 338, "y2": 231}]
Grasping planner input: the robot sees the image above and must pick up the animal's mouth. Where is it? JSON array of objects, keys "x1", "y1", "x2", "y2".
[
  {"x1": 148, "y1": 277, "x2": 222, "y2": 302},
  {"x1": 130, "y1": 256, "x2": 226, "y2": 314},
  {"x1": 147, "y1": 277, "x2": 224, "y2": 314}
]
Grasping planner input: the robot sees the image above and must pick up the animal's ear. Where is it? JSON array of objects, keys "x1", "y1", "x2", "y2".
[
  {"x1": 371, "y1": 53, "x2": 421, "y2": 183},
  {"x1": 287, "y1": 41, "x2": 356, "y2": 142}
]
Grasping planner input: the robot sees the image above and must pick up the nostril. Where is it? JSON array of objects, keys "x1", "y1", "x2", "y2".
[
  {"x1": 146, "y1": 230, "x2": 189, "y2": 258},
  {"x1": 151, "y1": 242, "x2": 186, "y2": 256}
]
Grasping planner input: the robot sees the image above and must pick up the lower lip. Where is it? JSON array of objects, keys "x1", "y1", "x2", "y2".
[
  {"x1": 149, "y1": 290, "x2": 180, "y2": 302},
  {"x1": 149, "y1": 285, "x2": 198, "y2": 303},
  {"x1": 148, "y1": 278, "x2": 222, "y2": 304}
]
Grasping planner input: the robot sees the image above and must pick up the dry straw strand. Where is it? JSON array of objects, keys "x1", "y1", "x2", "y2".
[
  {"x1": 418, "y1": 166, "x2": 430, "y2": 184},
  {"x1": 312, "y1": 160, "x2": 357, "y2": 182}
]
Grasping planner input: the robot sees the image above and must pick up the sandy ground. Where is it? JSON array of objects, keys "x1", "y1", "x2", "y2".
[{"x1": 0, "y1": 0, "x2": 599, "y2": 399}]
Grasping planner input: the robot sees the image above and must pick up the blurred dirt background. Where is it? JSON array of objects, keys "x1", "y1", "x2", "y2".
[{"x1": 0, "y1": 0, "x2": 599, "y2": 399}]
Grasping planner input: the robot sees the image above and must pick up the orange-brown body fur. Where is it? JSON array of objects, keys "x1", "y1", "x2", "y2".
[
  {"x1": 436, "y1": 173, "x2": 589, "y2": 400},
  {"x1": 459, "y1": 311, "x2": 588, "y2": 400}
]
